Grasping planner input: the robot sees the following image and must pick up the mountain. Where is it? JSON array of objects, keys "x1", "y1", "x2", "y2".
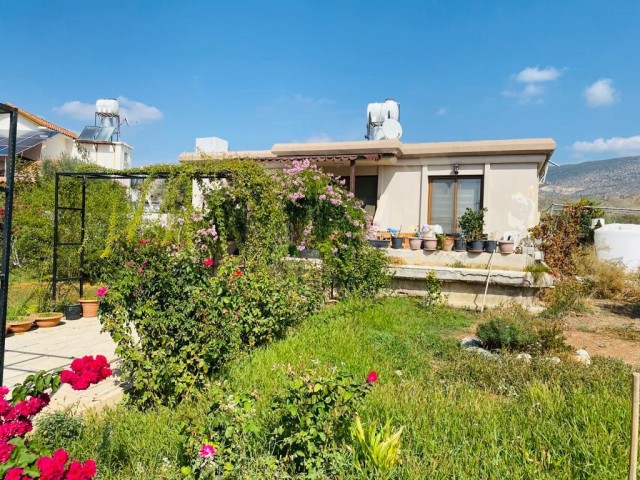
[{"x1": 541, "y1": 156, "x2": 640, "y2": 199}]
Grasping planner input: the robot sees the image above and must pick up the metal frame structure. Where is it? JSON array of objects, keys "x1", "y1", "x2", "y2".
[
  {"x1": 0, "y1": 104, "x2": 19, "y2": 385},
  {"x1": 52, "y1": 171, "x2": 226, "y2": 300}
]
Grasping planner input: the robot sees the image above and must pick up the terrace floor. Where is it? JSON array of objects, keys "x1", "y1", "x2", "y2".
[{"x1": 3, "y1": 316, "x2": 122, "y2": 411}]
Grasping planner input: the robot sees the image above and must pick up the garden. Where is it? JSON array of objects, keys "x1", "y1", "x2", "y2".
[{"x1": 1, "y1": 157, "x2": 639, "y2": 478}]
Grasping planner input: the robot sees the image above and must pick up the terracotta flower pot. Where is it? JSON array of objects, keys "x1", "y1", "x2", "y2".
[
  {"x1": 79, "y1": 299, "x2": 99, "y2": 318},
  {"x1": 33, "y1": 313, "x2": 63, "y2": 328},
  {"x1": 409, "y1": 238, "x2": 423, "y2": 250},
  {"x1": 423, "y1": 238, "x2": 438, "y2": 251},
  {"x1": 9, "y1": 318, "x2": 34, "y2": 334},
  {"x1": 442, "y1": 237, "x2": 454, "y2": 251}
]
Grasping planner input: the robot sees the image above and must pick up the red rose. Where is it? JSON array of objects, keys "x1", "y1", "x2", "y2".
[
  {"x1": 202, "y1": 258, "x2": 214, "y2": 267},
  {"x1": 234, "y1": 269, "x2": 242, "y2": 276}
]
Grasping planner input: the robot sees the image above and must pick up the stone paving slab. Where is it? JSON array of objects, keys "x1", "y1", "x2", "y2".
[{"x1": 3, "y1": 317, "x2": 123, "y2": 411}]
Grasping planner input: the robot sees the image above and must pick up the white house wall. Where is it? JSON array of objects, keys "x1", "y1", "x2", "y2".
[{"x1": 371, "y1": 156, "x2": 542, "y2": 240}]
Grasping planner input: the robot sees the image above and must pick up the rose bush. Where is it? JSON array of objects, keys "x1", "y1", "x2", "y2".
[{"x1": 0, "y1": 356, "x2": 111, "y2": 479}]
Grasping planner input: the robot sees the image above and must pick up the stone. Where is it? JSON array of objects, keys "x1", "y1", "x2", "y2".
[
  {"x1": 460, "y1": 336, "x2": 483, "y2": 348},
  {"x1": 546, "y1": 356, "x2": 561, "y2": 364},
  {"x1": 516, "y1": 353, "x2": 532, "y2": 362},
  {"x1": 574, "y1": 349, "x2": 591, "y2": 365},
  {"x1": 465, "y1": 346, "x2": 496, "y2": 358}
]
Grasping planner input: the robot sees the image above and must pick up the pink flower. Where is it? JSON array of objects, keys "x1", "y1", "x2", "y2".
[
  {"x1": 199, "y1": 444, "x2": 217, "y2": 458},
  {"x1": 137, "y1": 268, "x2": 144, "y2": 274},
  {"x1": 319, "y1": 194, "x2": 327, "y2": 201},
  {"x1": 202, "y1": 258, "x2": 214, "y2": 267},
  {"x1": 96, "y1": 287, "x2": 108, "y2": 297},
  {"x1": 366, "y1": 371, "x2": 378, "y2": 383}
]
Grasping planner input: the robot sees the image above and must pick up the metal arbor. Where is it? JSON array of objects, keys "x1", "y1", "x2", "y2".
[
  {"x1": 52, "y1": 171, "x2": 225, "y2": 300},
  {"x1": 0, "y1": 104, "x2": 19, "y2": 385}
]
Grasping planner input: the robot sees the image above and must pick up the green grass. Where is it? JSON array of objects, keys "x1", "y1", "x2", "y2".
[{"x1": 40, "y1": 297, "x2": 637, "y2": 479}]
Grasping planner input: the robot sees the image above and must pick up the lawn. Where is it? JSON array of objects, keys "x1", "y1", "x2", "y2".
[{"x1": 45, "y1": 297, "x2": 635, "y2": 479}]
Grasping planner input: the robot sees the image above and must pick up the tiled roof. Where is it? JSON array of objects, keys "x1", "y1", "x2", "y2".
[{"x1": 4, "y1": 103, "x2": 79, "y2": 139}]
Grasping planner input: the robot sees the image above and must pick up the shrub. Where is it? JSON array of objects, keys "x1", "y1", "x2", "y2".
[
  {"x1": 422, "y1": 270, "x2": 444, "y2": 308},
  {"x1": 34, "y1": 412, "x2": 84, "y2": 450},
  {"x1": 572, "y1": 246, "x2": 640, "y2": 303},
  {"x1": 100, "y1": 238, "x2": 324, "y2": 409},
  {"x1": 529, "y1": 198, "x2": 603, "y2": 276},
  {"x1": 269, "y1": 367, "x2": 375, "y2": 475},
  {"x1": 542, "y1": 278, "x2": 588, "y2": 318},
  {"x1": 477, "y1": 316, "x2": 537, "y2": 351}
]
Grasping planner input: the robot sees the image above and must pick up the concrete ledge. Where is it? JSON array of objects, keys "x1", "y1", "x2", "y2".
[
  {"x1": 391, "y1": 265, "x2": 553, "y2": 288},
  {"x1": 386, "y1": 248, "x2": 528, "y2": 270}
]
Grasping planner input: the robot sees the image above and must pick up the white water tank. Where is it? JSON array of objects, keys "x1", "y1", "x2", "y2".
[
  {"x1": 96, "y1": 99, "x2": 119, "y2": 115},
  {"x1": 594, "y1": 223, "x2": 640, "y2": 271}
]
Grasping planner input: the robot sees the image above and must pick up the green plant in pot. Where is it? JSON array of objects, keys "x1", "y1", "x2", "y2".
[
  {"x1": 458, "y1": 207, "x2": 487, "y2": 252},
  {"x1": 32, "y1": 282, "x2": 63, "y2": 328},
  {"x1": 409, "y1": 230, "x2": 423, "y2": 250}
]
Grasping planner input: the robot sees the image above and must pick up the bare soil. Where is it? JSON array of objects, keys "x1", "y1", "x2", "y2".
[{"x1": 562, "y1": 300, "x2": 640, "y2": 367}]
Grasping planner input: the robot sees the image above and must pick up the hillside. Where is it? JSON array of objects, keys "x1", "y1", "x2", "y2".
[{"x1": 541, "y1": 156, "x2": 640, "y2": 200}]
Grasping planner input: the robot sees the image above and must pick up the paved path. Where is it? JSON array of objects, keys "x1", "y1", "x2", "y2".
[{"x1": 3, "y1": 317, "x2": 123, "y2": 411}]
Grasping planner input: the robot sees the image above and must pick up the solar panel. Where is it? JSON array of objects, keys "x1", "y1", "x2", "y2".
[
  {"x1": 78, "y1": 126, "x2": 115, "y2": 142},
  {"x1": 0, "y1": 129, "x2": 59, "y2": 156}
]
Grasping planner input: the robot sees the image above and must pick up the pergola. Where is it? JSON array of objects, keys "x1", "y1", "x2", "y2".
[{"x1": 51, "y1": 170, "x2": 227, "y2": 300}]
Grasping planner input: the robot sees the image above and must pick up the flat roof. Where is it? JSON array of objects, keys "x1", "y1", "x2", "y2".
[{"x1": 179, "y1": 138, "x2": 556, "y2": 163}]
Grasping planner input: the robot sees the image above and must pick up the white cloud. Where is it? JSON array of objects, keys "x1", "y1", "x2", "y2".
[
  {"x1": 54, "y1": 101, "x2": 95, "y2": 120},
  {"x1": 435, "y1": 107, "x2": 447, "y2": 116},
  {"x1": 515, "y1": 66, "x2": 562, "y2": 83},
  {"x1": 584, "y1": 78, "x2": 619, "y2": 107},
  {"x1": 502, "y1": 84, "x2": 545, "y2": 105},
  {"x1": 572, "y1": 134, "x2": 640, "y2": 156},
  {"x1": 303, "y1": 132, "x2": 333, "y2": 143},
  {"x1": 55, "y1": 96, "x2": 163, "y2": 124},
  {"x1": 504, "y1": 66, "x2": 563, "y2": 105}
]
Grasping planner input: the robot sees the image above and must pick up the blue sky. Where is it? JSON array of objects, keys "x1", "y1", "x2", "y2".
[{"x1": 2, "y1": 1, "x2": 639, "y2": 166}]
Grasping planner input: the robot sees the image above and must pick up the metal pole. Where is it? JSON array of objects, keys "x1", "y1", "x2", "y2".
[
  {"x1": 349, "y1": 159, "x2": 356, "y2": 194},
  {"x1": 0, "y1": 107, "x2": 18, "y2": 385},
  {"x1": 52, "y1": 173, "x2": 59, "y2": 301},
  {"x1": 79, "y1": 177, "x2": 86, "y2": 298},
  {"x1": 630, "y1": 372, "x2": 640, "y2": 480}
]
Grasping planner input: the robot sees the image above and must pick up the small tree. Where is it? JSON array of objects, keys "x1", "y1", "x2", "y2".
[{"x1": 458, "y1": 208, "x2": 486, "y2": 240}]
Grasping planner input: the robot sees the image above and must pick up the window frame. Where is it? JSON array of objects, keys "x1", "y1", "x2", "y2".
[{"x1": 427, "y1": 175, "x2": 484, "y2": 234}]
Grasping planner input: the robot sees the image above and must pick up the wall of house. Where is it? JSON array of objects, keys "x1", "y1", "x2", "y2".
[{"x1": 371, "y1": 157, "x2": 542, "y2": 240}]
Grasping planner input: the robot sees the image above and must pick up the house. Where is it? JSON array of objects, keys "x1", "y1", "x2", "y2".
[
  {"x1": 0, "y1": 103, "x2": 133, "y2": 174},
  {"x1": 179, "y1": 137, "x2": 556, "y2": 241}
]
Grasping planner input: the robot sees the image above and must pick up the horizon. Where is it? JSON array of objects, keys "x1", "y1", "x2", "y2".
[{"x1": 2, "y1": 1, "x2": 639, "y2": 167}]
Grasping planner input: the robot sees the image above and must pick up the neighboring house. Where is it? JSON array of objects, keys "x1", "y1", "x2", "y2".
[
  {"x1": 0, "y1": 104, "x2": 133, "y2": 175},
  {"x1": 179, "y1": 137, "x2": 556, "y2": 240}
]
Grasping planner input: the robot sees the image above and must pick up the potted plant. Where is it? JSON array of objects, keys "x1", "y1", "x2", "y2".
[
  {"x1": 31, "y1": 283, "x2": 64, "y2": 328},
  {"x1": 63, "y1": 302, "x2": 83, "y2": 320},
  {"x1": 422, "y1": 231, "x2": 437, "y2": 251},
  {"x1": 458, "y1": 208, "x2": 487, "y2": 252},
  {"x1": 453, "y1": 234, "x2": 467, "y2": 251},
  {"x1": 485, "y1": 233, "x2": 498, "y2": 253},
  {"x1": 367, "y1": 225, "x2": 390, "y2": 248},
  {"x1": 498, "y1": 239, "x2": 515, "y2": 254},
  {"x1": 387, "y1": 227, "x2": 403, "y2": 249},
  {"x1": 438, "y1": 234, "x2": 454, "y2": 251},
  {"x1": 409, "y1": 231, "x2": 423, "y2": 250},
  {"x1": 8, "y1": 315, "x2": 34, "y2": 334},
  {"x1": 79, "y1": 286, "x2": 107, "y2": 318}
]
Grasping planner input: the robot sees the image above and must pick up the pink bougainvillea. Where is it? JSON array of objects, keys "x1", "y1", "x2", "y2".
[
  {"x1": 198, "y1": 444, "x2": 217, "y2": 458},
  {"x1": 96, "y1": 287, "x2": 108, "y2": 297},
  {"x1": 202, "y1": 258, "x2": 214, "y2": 267}
]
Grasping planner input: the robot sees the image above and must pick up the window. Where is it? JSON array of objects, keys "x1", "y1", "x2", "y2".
[{"x1": 428, "y1": 176, "x2": 482, "y2": 234}]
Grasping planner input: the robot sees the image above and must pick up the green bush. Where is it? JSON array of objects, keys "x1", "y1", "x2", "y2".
[
  {"x1": 543, "y1": 278, "x2": 588, "y2": 318},
  {"x1": 477, "y1": 316, "x2": 537, "y2": 351},
  {"x1": 100, "y1": 238, "x2": 324, "y2": 409},
  {"x1": 269, "y1": 366, "x2": 373, "y2": 475},
  {"x1": 33, "y1": 411, "x2": 84, "y2": 450}
]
